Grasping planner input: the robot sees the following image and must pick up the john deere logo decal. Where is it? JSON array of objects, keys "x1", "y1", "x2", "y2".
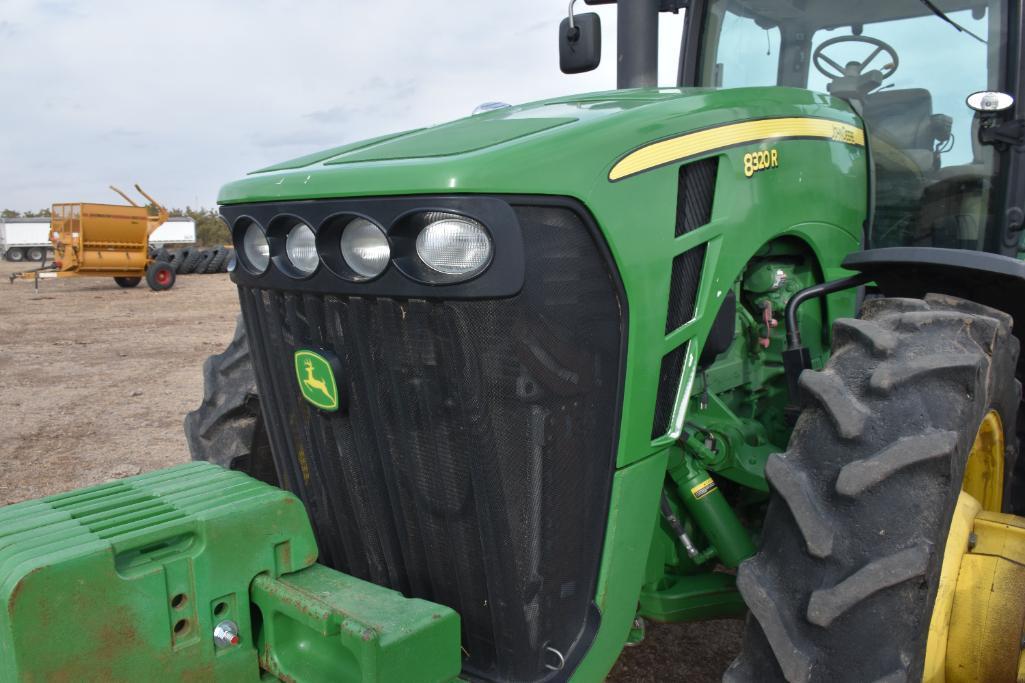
[{"x1": 294, "y1": 349, "x2": 340, "y2": 412}]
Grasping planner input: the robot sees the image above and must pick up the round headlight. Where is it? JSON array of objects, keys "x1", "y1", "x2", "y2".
[
  {"x1": 285, "y1": 222, "x2": 319, "y2": 275},
  {"x1": 241, "y1": 222, "x2": 270, "y2": 274},
  {"x1": 415, "y1": 215, "x2": 492, "y2": 278},
  {"x1": 340, "y1": 218, "x2": 390, "y2": 279}
]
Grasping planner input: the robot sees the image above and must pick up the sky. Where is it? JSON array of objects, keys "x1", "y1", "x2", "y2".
[{"x1": 0, "y1": 1, "x2": 685, "y2": 212}]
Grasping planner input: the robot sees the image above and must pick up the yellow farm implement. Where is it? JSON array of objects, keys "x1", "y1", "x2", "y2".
[{"x1": 10, "y1": 185, "x2": 177, "y2": 291}]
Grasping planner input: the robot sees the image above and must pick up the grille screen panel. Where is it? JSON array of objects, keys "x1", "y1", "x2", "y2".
[
  {"x1": 651, "y1": 345, "x2": 687, "y2": 441},
  {"x1": 676, "y1": 156, "x2": 718, "y2": 237},
  {"x1": 239, "y1": 205, "x2": 623, "y2": 682},
  {"x1": 665, "y1": 245, "x2": 706, "y2": 334},
  {"x1": 655, "y1": 157, "x2": 717, "y2": 437}
]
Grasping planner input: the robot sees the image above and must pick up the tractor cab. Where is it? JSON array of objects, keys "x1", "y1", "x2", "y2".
[
  {"x1": 580, "y1": 0, "x2": 1023, "y2": 256},
  {"x1": 690, "y1": 0, "x2": 1014, "y2": 253}
]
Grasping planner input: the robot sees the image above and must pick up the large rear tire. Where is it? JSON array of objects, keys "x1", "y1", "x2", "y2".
[
  {"x1": 194, "y1": 249, "x2": 215, "y2": 275},
  {"x1": 725, "y1": 294, "x2": 1020, "y2": 683},
  {"x1": 168, "y1": 248, "x2": 185, "y2": 272},
  {"x1": 179, "y1": 248, "x2": 201, "y2": 274},
  {"x1": 205, "y1": 247, "x2": 227, "y2": 273},
  {"x1": 185, "y1": 316, "x2": 277, "y2": 485}
]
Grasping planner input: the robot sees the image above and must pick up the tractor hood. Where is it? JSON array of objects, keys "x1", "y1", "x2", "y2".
[{"x1": 217, "y1": 87, "x2": 860, "y2": 206}]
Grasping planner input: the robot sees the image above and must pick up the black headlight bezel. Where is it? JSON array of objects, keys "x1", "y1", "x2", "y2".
[
  {"x1": 269, "y1": 214, "x2": 320, "y2": 280},
  {"x1": 390, "y1": 209, "x2": 494, "y2": 285},
  {"x1": 222, "y1": 195, "x2": 524, "y2": 300},
  {"x1": 232, "y1": 217, "x2": 270, "y2": 276},
  {"x1": 317, "y1": 213, "x2": 391, "y2": 283}
]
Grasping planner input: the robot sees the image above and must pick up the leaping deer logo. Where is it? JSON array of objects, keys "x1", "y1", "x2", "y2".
[
  {"x1": 294, "y1": 350, "x2": 340, "y2": 411},
  {"x1": 302, "y1": 359, "x2": 332, "y2": 402}
]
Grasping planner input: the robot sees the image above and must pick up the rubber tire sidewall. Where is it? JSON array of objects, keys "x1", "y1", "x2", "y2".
[{"x1": 726, "y1": 295, "x2": 1020, "y2": 683}]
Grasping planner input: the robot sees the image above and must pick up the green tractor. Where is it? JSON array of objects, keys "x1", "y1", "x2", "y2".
[{"x1": 7, "y1": 0, "x2": 1025, "y2": 681}]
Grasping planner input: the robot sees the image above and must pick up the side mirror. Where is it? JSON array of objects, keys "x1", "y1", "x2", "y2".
[{"x1": 560, "y1": 12, "x2": 601, "y2": 74}]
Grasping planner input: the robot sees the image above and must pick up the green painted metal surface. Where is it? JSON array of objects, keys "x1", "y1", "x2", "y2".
[
  {"x1": 0, "y1": 462, "x2": 318, "y2": 681},
  {"x1": 324, "y1": 117, "x2": 578, "y2": 163},
  {"x1": 218, "y1": 86, "x2": 866, "y2": 473},
  {"x1": 218, "y1": 85, "x2": 870, "y2": 677},
  {"x1": 252, "y1": 564, "x2": 460, "y2": 683},
  {"x1": 570, "y1": 450, "x2": 668, "y2": 682},
  {"x1": 639, "y1": 572, "x2": 747, "y2": 623}
]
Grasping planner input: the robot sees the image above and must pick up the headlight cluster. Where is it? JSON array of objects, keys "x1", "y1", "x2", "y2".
[{"x1": 235, "y1": 212, "x2": 494, "y2": 285}]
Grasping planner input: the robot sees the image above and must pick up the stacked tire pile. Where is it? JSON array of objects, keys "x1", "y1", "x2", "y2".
[{"x1": 153, "y1": 246, "x2": 234, "y2": 275}]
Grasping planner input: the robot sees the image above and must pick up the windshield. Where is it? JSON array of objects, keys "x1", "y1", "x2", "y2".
[{"x1": 697, "y1": 0, "x2": 1008, "y2": 252}]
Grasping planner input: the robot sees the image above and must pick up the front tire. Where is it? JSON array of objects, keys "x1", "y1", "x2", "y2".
[
  {"x1": 726, "y1": 294, "x2": 1020, "y2": 682},
  {"x1": 185, "y1": 316, "x2": 277, "y2": 485}
]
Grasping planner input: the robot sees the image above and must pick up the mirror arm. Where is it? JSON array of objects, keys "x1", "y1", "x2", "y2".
[{"x1": 567, "y1": 0, "x2": 580, "y2": 41}]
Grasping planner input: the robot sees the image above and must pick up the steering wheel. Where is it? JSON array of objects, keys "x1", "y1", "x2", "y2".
[{"x1": 813, "y1": 35, "x2": 899, "y2": 83}]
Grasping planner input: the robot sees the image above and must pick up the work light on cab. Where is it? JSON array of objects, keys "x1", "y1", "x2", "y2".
[
  {"x1": 285, "y1": 222, "x2": 319, "y2": 276},
  {"x1": 415, "y1": 213, "x2": 492, "y2": 280},
  {"x1": 241, "y1": 222, "x2": 270, "y2": 274},
  {"x1": 339, "y1": 218, "x2": 390, "y2": 280}
]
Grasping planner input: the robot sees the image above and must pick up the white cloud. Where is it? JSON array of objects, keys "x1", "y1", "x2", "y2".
[{"x1": 0, "y1": 1, "x2": 684, "y2": 210}]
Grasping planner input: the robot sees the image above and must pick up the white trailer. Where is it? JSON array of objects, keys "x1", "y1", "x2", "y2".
[
  {"x1": 1, "y1": 216, "x2": 196, "y2": 261},
  {"x1": 149, "y1": 217, "x2": 196, "y2": 248},
  {"x1": 0, "y1": 218, "x2": 51, "y2": 262}
]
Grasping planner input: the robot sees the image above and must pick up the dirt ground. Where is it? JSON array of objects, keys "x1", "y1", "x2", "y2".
[{"x1": 0, "y1": 257, "x2": 742, "y2": 680}]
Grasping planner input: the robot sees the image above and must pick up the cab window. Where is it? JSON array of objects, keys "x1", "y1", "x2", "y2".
[{"x1": 697, "y1": 0, "x2": 1008, "y2": 252}]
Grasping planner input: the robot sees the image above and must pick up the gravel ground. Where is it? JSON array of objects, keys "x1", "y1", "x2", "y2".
[
  {"x1": 0, "y1": 258, "x2": 743, "y2": 680},
  {"x1": 0, "y1": 259, "x2": 234, "y2": 504}
]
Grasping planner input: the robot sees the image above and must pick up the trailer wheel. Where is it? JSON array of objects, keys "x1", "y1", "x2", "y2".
[
  {"x1": 725, "y1": 294, "x2": 1020, "y2": 683},
  {"x1": 25, "y1": 247, "x2": 45, "y2": 262},
  {"x1": 114, "y1": 276, "x2": 142, "y2": 288},
  {"x1": 185, "y1": 316, "x2": 277, "y2": 485},
  {"x1": 6, "y1": 248, "x2": 24, "y2": 262},
  {"x1": 145, "y1": 262, "x2": 175, "y2": 291},
  {"x1": 179, "y1": 248, "x2": 201, "y2": 274}
]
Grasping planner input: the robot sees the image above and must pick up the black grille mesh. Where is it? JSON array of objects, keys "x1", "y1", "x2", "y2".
[
  {"x1": 653, "y1": 158, "x2": 717, "y2": 438},
  {"x1": 651, "y1": 345, "x2": 687, "y2": 441},
  {"x1": 675, "y1": 156, "x2": 718, "y2": 237},
  {"x1": 239, "y1": 205, "x2": 623, "y2": 682},
  {"x1": 665, "y1": 245, "x2": 706, "y2": 334}
]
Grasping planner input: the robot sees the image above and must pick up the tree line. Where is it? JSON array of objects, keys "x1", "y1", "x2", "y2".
[{"x1": 1, "y1": 207, "x2": 230, "y2": 246}]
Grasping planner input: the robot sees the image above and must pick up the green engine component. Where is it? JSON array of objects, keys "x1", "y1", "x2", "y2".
[
  {"x1": 639, "y1": 245, "x2": 832, "y2": 613},
  {"x1": 0, "y1": 463, "x2": 461, "y2": 683},
  {"x1": 666, "y1": 448, "x2": 756, "y2": 569}
]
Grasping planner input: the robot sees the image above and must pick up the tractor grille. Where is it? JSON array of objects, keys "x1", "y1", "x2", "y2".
[{"x1": 237, "y1": 203, "x2": 624, "y2": 681}]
